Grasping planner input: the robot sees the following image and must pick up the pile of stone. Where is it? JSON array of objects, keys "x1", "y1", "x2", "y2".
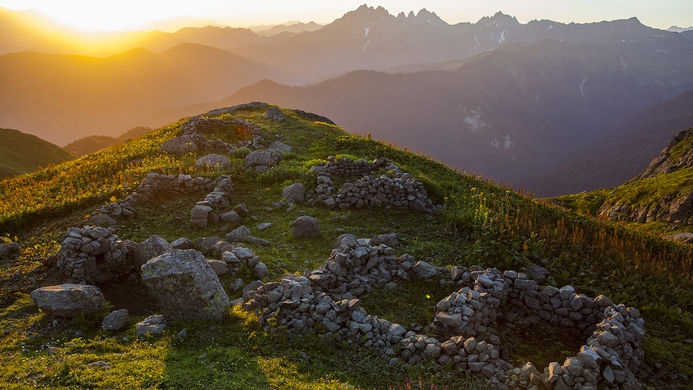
[
  {"x1": 241, "y1": 235, "x2": 646, "y2": 389},
  {"x1": 94, "y1": 173, "x2": 221, "y2": 222},
  {"x1": 190, "y1": 176, "x2": 234, "y2": 228},
  {"x1": 310, "y1": 157, "x2": 435, "y2": 212},
  {"x1": 57, "y1": 226, "x2": 137, "y2": 284}
]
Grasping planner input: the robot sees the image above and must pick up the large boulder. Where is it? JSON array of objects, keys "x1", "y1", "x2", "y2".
[
  {"x1": 134, "y1": 235, "x2": 171, "y2": 267},
  {"x1": 30, "y1": 284, "x2": 106, "y2": 317},
  {"x1": 292, "y1": 216, "x2": 321, "y2": 238},
  {"x1": 141, "y1": 250, "x2": 229, "y2": 322},
  {"x1": 282, "y1": 183, "x2": 305, "y2": 204},
  {"x1": 244, "y1": 149, "x2": 281, "y2": 171},
  {"x1": 102, "y1": 309, "x2": 129, "y2": 331},
  {"x1": 0, "y1": 242, "x2": 21, "y2": 259},
  {"x1": 195, "y1": 154, "x2": 231, "y2": 171}
]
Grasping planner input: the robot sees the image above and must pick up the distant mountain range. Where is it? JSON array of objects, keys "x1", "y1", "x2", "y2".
[
  {"x1": 2, "y1": 4, "x2": 693, "y2": 195},
  {"x1": 0, "y1": 44, "x2": 287, "y2": 144},
  {"x1": 0, "y1": 128, "x2": 72, "y2": 177}
]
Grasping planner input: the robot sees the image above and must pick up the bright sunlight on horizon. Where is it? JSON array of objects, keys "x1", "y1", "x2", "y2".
[{"x1": 1, "y1": 0, "x2": 692, "y2": 32}]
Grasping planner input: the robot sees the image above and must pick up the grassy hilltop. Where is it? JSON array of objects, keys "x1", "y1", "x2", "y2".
[{"x1": 0, "y1": 105, "x2": 691, "y2": 388}]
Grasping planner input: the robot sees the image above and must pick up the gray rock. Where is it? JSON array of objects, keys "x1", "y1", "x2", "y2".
[
  {"x1": 282, "y1": 183, "x2": 305, "y2": 204},
  {"x1": 220, "y1": 211, "x2": 241, "y2": 224},
  {"x1": 334, "y1": 233, "x2": 357, "y2": 249},
  {"x1": 194, "y1": 236, "x2": 221, "y2": 254},
  {"x1": 195, "y1": 154, "x2": 231, "y2": 171},
  {"x1": 602, "y1": 366, "x2": 615, "y2": 384},
  {"x1": 134, "y1": 235, "x2": 171, "y2": 267},
  {"x1": 102, "y1": 309, "x2": 129, "y2": 331},
  {"x1": 0, "y1": 242, "x2": 21, "y2": 259},
  {"x1": 232, "y1": 247, "x2": 255, "y2": 261},
  {"x1": 269, "y1": 141, "x2": 292, "y2": 153},
  {"x1": 263, "y1": 107, "x2": 286, "y2": 122},
  {"x1": 87, "y1": 214, "x2": 117, "y2": 227},
  {"x1": 171, "y1": 238, "x2": 194, "y2": 250},
  {"x1": 370, "y1": 233, "x2": 399, "y2": 247},
  {"x1": 255, "y1": 262, "x2": 269, "y2": 279},
  {"x1": 136, "y1": 315, "x2": 166, "y2": 337},
  {"x1": 525, "y1": 263, "x2": 550, "y2": 282},
  {"x1": 141, "y1": 250, "x2": 230, "y2": 322},
  {"x1": 30, "y1": 284, "x2": 105, "y2": 317},
  {"x1": 244, "y1": 149, "x2": 281, "y2": 169},
  {"x1": 412, "y1": 261, "x2": 437, "y2": 279},
  {"x1": 256, "y1": 223, "x2": 272, "y2": 230},
  {"x1": 207, "y1": 259, "x2": 229, "y2": 276},
  {"x1": 225, "y1": 226, "x2": 251, "y2": 242},
  {"x1": 563, "y1": 357, "x2": 583, "y2": 377},
  {"x1": 292, "y1": 216, "x2": 321, "y2": 238},
  {"x1": 160, "y1": 134, "x2": 205, "y2": 155}
]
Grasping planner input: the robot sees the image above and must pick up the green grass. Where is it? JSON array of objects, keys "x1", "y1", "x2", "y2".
[
  {"x1": 0, "y1": 128, "x2": 73, "y2": 178},
  {"x1": 0, "y1": 105, "x2": 692, "y2": 388}
]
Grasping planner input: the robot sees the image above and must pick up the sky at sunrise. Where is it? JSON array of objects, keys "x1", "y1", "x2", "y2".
[{"x1": 1, "y1": 0, "x2": 692, "y2": 32}]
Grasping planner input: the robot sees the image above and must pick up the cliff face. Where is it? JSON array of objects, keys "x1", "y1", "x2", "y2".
[
  {"x1": 637, "y1": 128, "x2": 693, "y2": 179},
  {"x1": 597, "y1": 128, "x2": 693, "y2": 224}
]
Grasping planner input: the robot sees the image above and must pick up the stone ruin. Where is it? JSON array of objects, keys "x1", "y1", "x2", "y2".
[
  {"x1": 310, "y1": 157, "x2": 435, "y2": 212},
  {"x1": 92, "y1": 173, "x2": 223, "y2": 223},
  {"x1": 57, "y1": 225, "x2": 137, "y2": 284},
  {"x1": 190, "y1": 176, "x2": 234, "y2": 228},
  {"x1": 241, "y1": 235, "x2": 646, "y2": 389}
]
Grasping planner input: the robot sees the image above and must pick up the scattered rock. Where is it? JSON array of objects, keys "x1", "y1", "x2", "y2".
[
  {"x1": 244, "y1": 149, "x2": 281, "y2": 170},
  {"x1": 207, "y1": 259, "x2": 229, "y2": 276},
  {"x1": 135, "y1": 235, "x2": 171, "y2": 267},
  {"x1": 171, "y1": 238, "x2": 194, "y2": 250},
  {"x1": 226, "y1": 226, "x2": 251, "y2": 242},
  {"x1": 137, "y1": 315, "x2": 166, "y2": 337},
  {"x1": 141, "y1": 250, "x2": 230, "y2": 322},
  {"x1": 255, "y1": 262, "x2": 269, "y2": 279},
  {"x1": 102, "y1": 309, "x2": 129, "y2": 331},
  {"x1": 220, "y1": 211, "x2": 241, "y2": 224},
  {"x1": 282, "y1": 183, "x2": 305, "y2": 204},
  {"x1": 269, "y1": 141, "x2": 292, "y2": 153},
  {"x1": 0, "y1": 242, "x2": 21, "y2": 259},
  {"x1": 292, "y1": 216, "x2": 321, "y2": 237},
  {"x1": 195, "y1": 154, "x2": 231, "y2": 171},
  {"x1": 30, "y1": 284, "x2": 105, "y2": 317}
]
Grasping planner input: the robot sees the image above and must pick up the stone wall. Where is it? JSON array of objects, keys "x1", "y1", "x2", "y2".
[
  {"x1": 190, "y1": 176, "x2": 234, "y2": 228},
  {"x1": 57, "y1": 226, "x2": 137, "y2": 284},
  {"x1": 310, "y1": 157, "x2": 435, "y2": 212},
  {"x1": 241, "y1": 236, "x2": 646, "y2": 389},
  {"x1": 94, "y1": 173, "x2": 220, "y2": 221}
]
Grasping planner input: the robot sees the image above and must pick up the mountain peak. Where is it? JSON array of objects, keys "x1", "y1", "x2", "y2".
[
  {"x1": 477, "y1": 11, "x2": 520, "y2": 27},
  {"x1": 410, "y1": 8, "x2": 447, "y2": 25}
]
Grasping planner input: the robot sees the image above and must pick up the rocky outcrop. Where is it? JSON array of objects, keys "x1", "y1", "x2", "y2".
[
  {"x1": 195, "y1": 154, "x2": 231, "y2": 171},
  {"x1": 637, "y1": 128, "x2": 693, "y2": 179},
  {"x1": 263, "y1": 106, "x2": 286, "y2": 122},
  {"x1": 57, "y1": 226, "x2": 136, "y2": 284},
  {"x1": 141, "y1": 249, "x2": 229, "y2": 322},
  {"x1": 30, "y1": 284, "x2": 106, "y2": 317}
]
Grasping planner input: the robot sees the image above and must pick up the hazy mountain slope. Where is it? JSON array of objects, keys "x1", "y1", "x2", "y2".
[
  {"x1": 222, "y1": 39, "x2": 693, "y2": 189},
  {"x1": 255, "y1": 22, "x2": 323, "y2": 36},
  {"x1": 0, "y1": 128, "x2": 72, "y2": 177},
  {"x1": 64, "y1": 127, "x2": 152, "y2": 157},
  {"x1": 0, "y1": 44, "x2": 286, "y2": 144},
  {"x1": 521, "y1": 90, "x2": 693, "y2": 196},
  {"x1": 555, "y1": 128, "x2": 693, "y2": 226}
]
